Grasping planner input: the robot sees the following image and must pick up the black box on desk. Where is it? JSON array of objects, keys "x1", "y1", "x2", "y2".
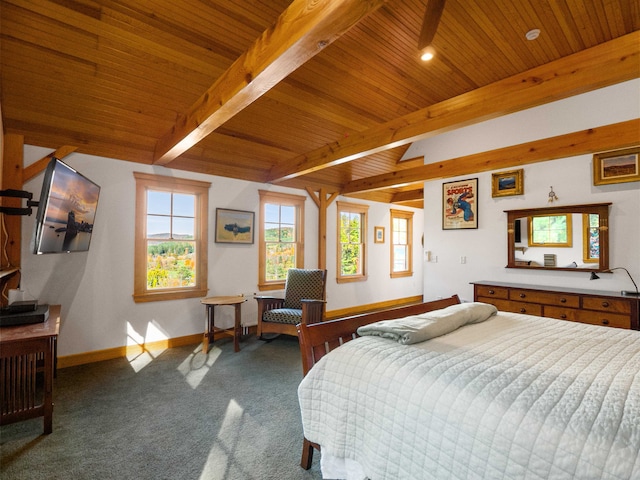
[{"x1": 0, "y1": 305, "x2": 49, "y2": 327}]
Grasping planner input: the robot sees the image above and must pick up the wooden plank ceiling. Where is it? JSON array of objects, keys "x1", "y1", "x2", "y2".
[{"x1": 1, "y1": 0, "x2": 639, "y2": 208}]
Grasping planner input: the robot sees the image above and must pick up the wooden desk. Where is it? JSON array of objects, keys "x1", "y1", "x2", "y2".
[
  {"x1": 0, "y1": 304, "x2": 60, "y2": 434},
  {"x1": 201, "y1": 296, "x2": 247, "y2": 353}
]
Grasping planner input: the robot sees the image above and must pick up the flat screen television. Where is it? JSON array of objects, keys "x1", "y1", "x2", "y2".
[{"x1": 32, "y1": 158, "x2": 101, "y2": 254}]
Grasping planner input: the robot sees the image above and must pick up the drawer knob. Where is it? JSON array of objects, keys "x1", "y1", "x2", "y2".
[
  {"x1": 560, "y1": 298, "x2": 567, "y2": 303},
  {"x1": 601, "y1": 319, "x2": 610, "y2": 325},
  {"x1": 561, "y1": 314, "x2": 567, "y2": 319},
  {"x1": 519, "y1": 293, "x2": 526, "y2": 298},
  {"x1": 520, "y1": 308, "x2": 526, "y2": 313},
  {"x1": 488, "y1": 290, "x2": 495, "y2": 294},
  {"x1": 601, "y1": 301, "x2": 610, "y2": 308}
]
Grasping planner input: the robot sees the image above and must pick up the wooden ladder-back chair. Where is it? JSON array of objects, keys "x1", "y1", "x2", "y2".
[{"x1": 255, "y1": 268, "x2": 327, "y2": 338}]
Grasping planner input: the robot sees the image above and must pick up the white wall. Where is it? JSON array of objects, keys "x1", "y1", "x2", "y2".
[
  {"x1": 407, "y1": 80, "x2": 640, "y2": 302},
  {"x1": 19, "y1": 151, "x2": 423, "y2": 356}
]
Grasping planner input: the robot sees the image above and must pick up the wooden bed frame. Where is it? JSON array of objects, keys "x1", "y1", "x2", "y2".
[{"x1": 296, "y1": 294, "x2": 461, "y2": 469}]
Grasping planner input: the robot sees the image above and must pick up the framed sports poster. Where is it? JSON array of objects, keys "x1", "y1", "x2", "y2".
[{"x1": 442, "y1": 178, "x2": 478, "y2": 230}]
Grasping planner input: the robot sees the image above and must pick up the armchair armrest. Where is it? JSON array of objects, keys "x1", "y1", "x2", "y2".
[
  {"x1": 300, "y1": 299, "x2": 326, "y2": 326},
  {"x1": 255, "y1": 296, "x2": 285, "y2": 318}
]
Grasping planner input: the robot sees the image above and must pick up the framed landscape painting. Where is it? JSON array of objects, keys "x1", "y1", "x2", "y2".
[
  {"x1": 593, "y1": 147, "x2": 640, "y2": 185},
  {"x1": 492, "y1": 169, "x2": 523, "y2": 197},
  {"x1": 215, "y1": 208, "x2": 254, "y2": 244},
  {"x1": 443, "y1": 178, "x2": 478, "y2": 230}
]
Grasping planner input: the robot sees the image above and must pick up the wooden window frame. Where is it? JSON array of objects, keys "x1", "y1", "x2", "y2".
[
  {"x1": 336, "y1": 201, "x2": 368, "y2": 284},
  {"x1": 528, "y1": 214, "x2": 573, "y2": 247},
  {"x1": 390, "y1": 209, "x2": 414, "y2": 278},
  {"x1": 133, "y1": 172, "x2": 210, "y2": 302},
  {"x1": 582, "y1": 213, "x2": 600, "y2": 264},
  {"x1": 258, "y1": 190, "x2": 306, "y2": 291}
]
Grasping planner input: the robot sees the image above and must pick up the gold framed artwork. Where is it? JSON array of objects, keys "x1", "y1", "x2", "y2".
[
  {"x1": 593, "y1": 147, "x2": 640, "y2": 185},
  {"x1": 374, "y1": 226, "x2": 385, "y2": 243},
  {"x1": 491, "y1": 169, "x2": 524, "y2": 197}
]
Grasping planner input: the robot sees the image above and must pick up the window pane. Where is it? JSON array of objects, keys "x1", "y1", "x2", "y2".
[
  {"x1": 147, "y1": 240, "x2": 196, "y2": 289},
  {"x1": 265, "y1": 243, "x2": 296, "y2": 281},
  {"x1": 147, "y1": 215, "x2": 171, "y2": 238},
  {"x1": 280, "y1": 226, "x2": 295, "y2": 243},
  {"x1": 588, "y1": 214, "x2": 600, "y2": 259},
  {"x1": 264, "y1": 223, "x2": 280, "y2": 241},
  {"x1": 394, "y1": 231, "x2": 407, "y2": 244},
  {"x1": 341, "y1": 244, "x2": 361, "y2": 275},
  {"x1": 532, "y1": 215, "x2": 569, "y2": 244},
  {"x1": 147, "y1": 190, "x2": 171, "y2": 215},
  {"x1": 265, "y1": 204, "x2": 280, "y2": 223},
  {"x1": 393, "y1": 245, "x2": 408, "y2": 271},
  {"x1": 281, "y1": 205, "x2": 295, "y2": 224},
  {"x1": 173, "y1": 193, "x2": 195, "y2": 217},
  {"x1": 173, "y1": 217, "x2": 194, "y2": 238}
]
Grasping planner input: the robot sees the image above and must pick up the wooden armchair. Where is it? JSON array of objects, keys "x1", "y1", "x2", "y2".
[{"x1": 255, "y1": 269, "x2": 327, "y2": 338}]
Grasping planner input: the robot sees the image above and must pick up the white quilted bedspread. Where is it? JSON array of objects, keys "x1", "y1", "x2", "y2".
[{"x1": 298, "y1": 311, "x2": 640, "y2": 480}]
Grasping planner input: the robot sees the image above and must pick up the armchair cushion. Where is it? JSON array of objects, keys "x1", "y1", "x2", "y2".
[{"x1": 263, "y1": 308, "x2": 302, "y2": 325}]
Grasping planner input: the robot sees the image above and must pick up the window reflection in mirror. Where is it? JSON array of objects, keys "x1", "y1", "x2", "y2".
[
  {"x1": 529, "y1": 214, "x2": 572, "y2": 247},
  {"x1": 583, "y1": 213, "x2": 600, "y2": 264},
  {"x1": 506, "y1": 204, "x2": 610, "y2": 271}
]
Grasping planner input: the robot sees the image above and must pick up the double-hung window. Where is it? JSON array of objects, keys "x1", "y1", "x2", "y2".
[
  {"x1": 529, "y1": 214, "x2": 572, "y2": 247},
  {"x1": 390, "y1": 209, "x2": 413, "y2": 277},
  {"x1": 337, "y1": 201, "x2": 368, "y2": 283},
  {"x1": 258, "y1": 190, "x2": 305, "y2": 290},
  {"x1": 133, "y1": 173, "x2": 209, "y2": 302}
]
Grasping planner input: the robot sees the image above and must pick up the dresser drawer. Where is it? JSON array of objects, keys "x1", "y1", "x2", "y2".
[
  {"x1": 543, "y1": 306, "x2": 579, "y2": 321},
  {"x1": 510, "y1": 289, "x2": 580, "y2": 308},
  {"x1": 582, "y1": 297, "x2": 632, "y2": 314},
  {"x1": 475, "y1": 285, "x2": 509, "y2": 300},
  {"x1": 574, "y1": 310, "x2": 631, "y2": 329},
  {"x1": 481, "y1": 298, "x2": 542, "y2": 316}
]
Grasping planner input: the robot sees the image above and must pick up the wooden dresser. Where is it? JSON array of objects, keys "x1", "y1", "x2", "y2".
[{"x1": 472, "y1": 281, "x2": 639, "y2": 330}]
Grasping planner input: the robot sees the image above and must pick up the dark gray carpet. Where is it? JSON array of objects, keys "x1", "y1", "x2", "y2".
[{"x1": 0, "y1": 335, "x2": 322, "y2": 479}]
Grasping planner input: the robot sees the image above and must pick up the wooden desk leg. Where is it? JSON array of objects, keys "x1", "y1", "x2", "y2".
[
  {"x1": 233, "y1": 303, "x2": 241, "y2": 353},
  {"x1": 203, "y1": 305, "x2": 215, "y2": 354},
  {"x1": 43, "y1": 338, "x2": 54, "y2": 434}
]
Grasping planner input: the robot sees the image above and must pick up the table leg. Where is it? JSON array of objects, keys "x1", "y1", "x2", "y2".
[
  {"x1": 233, "y1": 303, "x2": 241, "y2": 353},
  {"x1": 203, "y1": 304, "x2": 215, "y2": 354}
]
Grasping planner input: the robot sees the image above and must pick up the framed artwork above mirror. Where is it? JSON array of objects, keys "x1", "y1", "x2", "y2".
[{"x1": 505, "y1": 203, "x2": 611, "y2": 272}]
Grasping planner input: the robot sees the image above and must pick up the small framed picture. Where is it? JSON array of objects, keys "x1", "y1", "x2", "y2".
[
  {"x1": 593, "y1": 147, "x2": 640, "y2": 185},
  {"x1": 215, "y1": 208, "x2": 255, "y2": 244},
  {"x1": 443, "y1": 178, "x2": 478, "y2": 230},
  {"x1": 492, "y1": 169, "x2": 524, "y2": 197},
  {"x1": 374, "y1": 226, "x2": 384, "y2": 243}
]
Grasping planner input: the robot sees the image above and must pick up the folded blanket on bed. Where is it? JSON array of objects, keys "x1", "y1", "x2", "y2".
[{"x1": 356, "y1": 302, "x2": 497, "y2": 345}]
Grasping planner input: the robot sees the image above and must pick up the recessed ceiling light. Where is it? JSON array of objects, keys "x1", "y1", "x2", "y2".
[
  {"x1": 526, "y1": 29, "x2": 541, "y2": 41},
  {"x1": 420, "y1": 45, "x2": 436, "y2": 61}
]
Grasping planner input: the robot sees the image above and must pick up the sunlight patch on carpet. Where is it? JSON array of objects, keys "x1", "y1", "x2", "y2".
[{"x1": 177, "y1": 346, "x2": 221, "y2": 389}]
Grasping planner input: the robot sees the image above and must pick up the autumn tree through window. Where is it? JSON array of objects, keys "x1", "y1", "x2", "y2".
[{"x1": 133, "y1": 173, "x2": 209, "y2": 302}]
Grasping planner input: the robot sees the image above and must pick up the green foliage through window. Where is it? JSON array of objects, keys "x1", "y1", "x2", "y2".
[
  {"x1": 530, "y1": 214, "x2": 572, "y2": 246},
  {"x1": 264, "y1": 203, "x2": 297, "y2": 281},
  {"x1": 340, "y1": 212, "x2": 363, "y2": 276}
]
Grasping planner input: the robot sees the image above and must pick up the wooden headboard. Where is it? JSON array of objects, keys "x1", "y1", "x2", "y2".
[{"x1": 297, "y1": 295, "x2": 461, "y2": 376}]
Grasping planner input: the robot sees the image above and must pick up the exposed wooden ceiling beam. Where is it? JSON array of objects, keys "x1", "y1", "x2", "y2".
[
  {"x1": 418, "y1": 0, "x2": 446, "y2": 50},
  {"x1": 342, "y1": 119, "x2": 640, "y2": 193},
  {"x1": 268, "y1": 31, "x2": 640, "y2": 183},
  {"x1": 153, "y1": 0, "x2": 386, "y2": 166},
  {"x1": 390, "y1": 188, "x2": 424, "y2": 204}
]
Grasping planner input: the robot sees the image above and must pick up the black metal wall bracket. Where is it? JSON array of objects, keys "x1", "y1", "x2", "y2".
[{"x1": 0, "y1": 189, "x2": 39, "y2": 215}]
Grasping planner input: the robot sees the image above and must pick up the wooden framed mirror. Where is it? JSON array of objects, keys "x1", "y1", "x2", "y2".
[{"x1": 505, "y1": 203, "x2": 611, "y2": 271}]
